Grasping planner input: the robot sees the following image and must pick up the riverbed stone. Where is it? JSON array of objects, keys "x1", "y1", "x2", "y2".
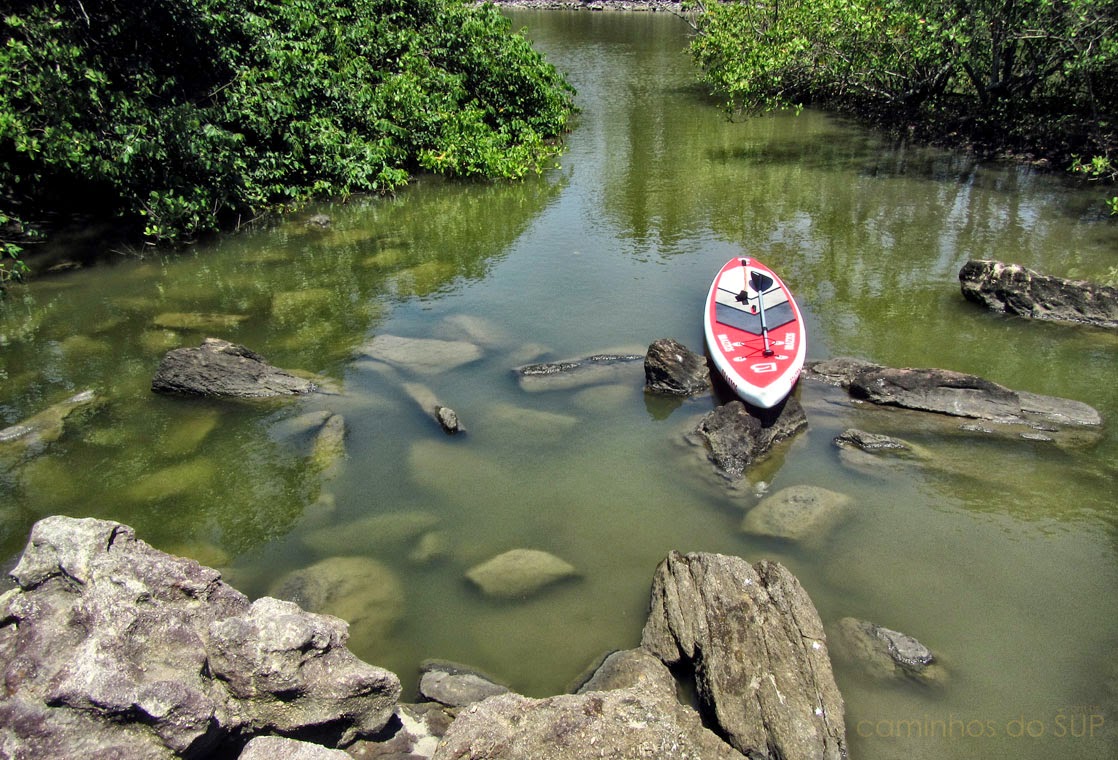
[
  {"x1": 269, "y1": 556, "x2": 405, "y2": 643},
  {"x1": 830, "y1": 617, "x2": 946, "y2": 684},
  {"x1": 0, "y1": 516, "x2": 401, "y2": 757},
  {"x1": 741, "y1": 484, "x2": 851, "y2": 543},
  {"x1": 959, "y1": 259, "x2": 1118, "y2": 328},
  {"x1": 303, "y1": 511, "x2": 440, "y2": 555},
  {"x1": 641, "y1": 551, "x2": 847, "y2": 760},
  {"x1": 152, "y1": 338, "x2": 316, "y2": 398},
  {"x1": 513, "y1": 353, "x2": 645, "y2": 392},
  {"x1": 309, "y1": 413, "x2": 346, "y2": 477},
  {"x1": 124, "y1": 457, "x2": 217, "y2": 502},
  {"x1": 0, "y1": 389, "x2": 102, "y2": 458},
  {"x1": 418, "y1": 660, "x2": 510, "y2": 708},
  {"x1": 465, "y1": 549, "x2": 578, "y2": 599},
  {"x1": 152, "y1": 312, "x2": 250, "y2": 331},
  {"x1": 692, "y1": 397, "x2": 808, "y2": 479},
  {"x1": 643, "y1": 337, "x2": 710, "y2": 396},
  {"x1": 360, "y1": 334, "x2": 482, "y2": 375},
  {"x1": 161, "y1": 409, "x2": 220, "y2": 456}
]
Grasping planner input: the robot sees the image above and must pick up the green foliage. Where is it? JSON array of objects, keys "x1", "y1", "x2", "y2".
[
  {"x1": 686, "y1": 0, "x2": 1116, "y2": 167},
  {"x1": 0, "y1": 0, "x2": 575, "y2": 252}
]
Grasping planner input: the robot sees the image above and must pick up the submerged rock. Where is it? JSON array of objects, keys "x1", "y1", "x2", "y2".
[
  {"x1": 152, "y1": 312, "x2": 250, "y2": 331},
  {"x1": 0, "y1": 389, "x2": 102, "y2": 458},
  {"x1": 692, "y1": 397, "x2": 808, "y2": 479},
  {"x1": 741, "y1": 484, "x2": 851, "y2": 543},
  {"x1": 418, "y1": 660, "x2": 510, "y2": 708},
  {"x1": 513, "y1": 353, "x2": 645, "y2": 392},
  {"x1": 360, "y1": 334, "x2": 482, "y2": 375},
  {"x1": 302, "y1": 511, "x2": 439, "y2": 556},
  {"x1": 959, "y1": 259, "x2": 1118, "y2": 328},
  {"x1": 641, "y1": 552, "x2": 847, "y2": 760},
  {"x1": 0, "y1": 516, "x2": 401, "y2": 757},
  {"x1": 643, "y1": 337, "x2": 710, "y2": 396},
  {"x1": 465, "y1": 549, "x2": 578, "y2": 599},
  {"x1": 152, "y1": 338, "x2": 316, "y2": 398},
  {"x1": 269, "y1": 556, "x2": 405, "y2": 642},
  {"x1": 435, "y1": 405, "x2": 464, "y2": 434},
  {"x1": 830, "y1": 617, "x2": 946, "y2": 685}
]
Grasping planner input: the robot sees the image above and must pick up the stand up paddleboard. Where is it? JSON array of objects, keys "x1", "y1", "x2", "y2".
[{"x1": 703, "y1": 256, "x2": 807, "y2": 409}]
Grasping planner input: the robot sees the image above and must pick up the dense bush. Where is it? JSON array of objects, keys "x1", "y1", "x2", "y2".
[
  {"x1": 0, "y1": 0, "x2": 575, "y2": 280},
  {"x1": 686, "y1": 0, "x2": 1117, "y2": 196}
]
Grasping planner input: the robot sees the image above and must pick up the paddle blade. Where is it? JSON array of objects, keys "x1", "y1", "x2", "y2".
[{"x1": 750, "y1": 271, "x2": 774, "y2": 292}]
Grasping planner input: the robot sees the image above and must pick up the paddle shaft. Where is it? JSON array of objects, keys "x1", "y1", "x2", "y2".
[{"x1": 747, "y1": 263, "x2": 775, "y2": 357}]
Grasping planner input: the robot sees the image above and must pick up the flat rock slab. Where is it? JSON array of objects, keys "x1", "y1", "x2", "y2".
[
  {"x1": 513, "y1": 353, "x2": 645, "y2": 392},
  {"x1": 741, "y1": 484, "x2": 851, "y2": 543},
  {"x1": 692, "y1": 398, "x2": 808, "y2": 479},
  {"x1": 418, "y1": 660, "x2": 510, "y2": 708},
  {"x1": 152, "y1": 338, "x2": 316, "y2": 397},
  {"x1": 361, "y1": 334, "x2": 482, "y2": 375},
  {"x1": 641, "y1": 551, "x2": 847, "y2": 760},
  {"x1": 960, "y1": 259, "x2": 1118, "y2": 328},
  {"x1": 804, "y1": 357, "x2": 1102, "y2": 445},
  {"x1": 465, "y1": 549, "x2": 577, "y2": 599}
]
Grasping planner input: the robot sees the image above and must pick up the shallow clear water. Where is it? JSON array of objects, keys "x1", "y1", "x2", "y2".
[{"x1": 1, "y1": 10, "x2": 1116, "y2": 759}]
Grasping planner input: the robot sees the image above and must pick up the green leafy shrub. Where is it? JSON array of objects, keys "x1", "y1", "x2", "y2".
[
  {"x1": 0, "y1": 0, "x2": 575, "y2": 266},
  {"x1": 685, "y1": 0, "x2": 1116, "y2": 170}
]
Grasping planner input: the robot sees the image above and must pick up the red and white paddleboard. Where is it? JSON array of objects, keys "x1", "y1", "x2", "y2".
[{"x1": 703, "y1": 256, "x2": 807, "y2": 409}]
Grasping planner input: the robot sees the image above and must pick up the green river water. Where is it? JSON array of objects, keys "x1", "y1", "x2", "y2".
[{"x1": 1, "y1": 10, "x2": 1116, "y2": 759}]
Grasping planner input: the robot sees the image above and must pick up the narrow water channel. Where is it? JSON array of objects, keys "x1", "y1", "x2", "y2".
[{"x1": 1, "y1": 10, "x2": 1115, "y2": 759}]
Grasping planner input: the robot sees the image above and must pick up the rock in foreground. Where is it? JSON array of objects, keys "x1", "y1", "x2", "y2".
[
  {"x1": 692, "y1": 398, "x2": 808, "y2": 479},
  {"x1": 641, "y1": 551, "x2": 847, "y2": 760},
  {"x1": 959, "y1": 259, "x2": 1118, "y2": 328},
  {"x1": 152, "y1": 338, "x2": 316, "y2": 397},
  {"x1": 0, "y1": 516, "x2": 400, "y2": 758}
]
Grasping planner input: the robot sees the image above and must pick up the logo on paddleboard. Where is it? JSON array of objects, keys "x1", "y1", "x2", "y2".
[
  {"x1": 784, "y1": 332, "x2": 796, "y2": 351},
  {"x1": 718, "y1": 334, "x2": 734, "y2": 353}
]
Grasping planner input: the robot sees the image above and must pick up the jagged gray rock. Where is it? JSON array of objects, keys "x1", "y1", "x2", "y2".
[
  {"x1": 643, "y1": 337, "x2": 710, "y2": 396},
  {"x1": 692, "y1": 398, "x2": 808, "y2": 479},
  {"x1": 430, "y1": 685, "x2": 745, "y2": 760},
  {"x1": 641, "y1": 551, "x2": 847, "y2": 760},
  {"x1": 238, "y1": 735, "x2": 350, "y2": 759},
  {"x1": 152, "y1": 338, "x2": 316, "y2": 398},
  {"x1": 0, "y1": 516, "x2": 400, "y2": 758},
  {"x1": 959, "y1": 259, "x2": 1118, "y2": 328}
]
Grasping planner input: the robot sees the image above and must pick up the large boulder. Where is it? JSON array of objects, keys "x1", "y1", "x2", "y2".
[
  {"x1": 641, "y1": 551, "x2": 847, "y2": 760},
  {"x1": 431, "y1": 683, "x2": 744, "y2": 760},
  {"x1": 0, "y1": 516, "x2": 400, "y2": 758},
  {"x1": 959, "y1": 259, "x2": 1118, "y2": 328},
  {"x1": 692, "y1": 398, "x2": 808, "y2": 479},
  {"x1": 152, "y1": 338, "x2": 316, "y2": 397},
  {"x1": 643, "y1": 338, "x2": 710, "y2": 396}
]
